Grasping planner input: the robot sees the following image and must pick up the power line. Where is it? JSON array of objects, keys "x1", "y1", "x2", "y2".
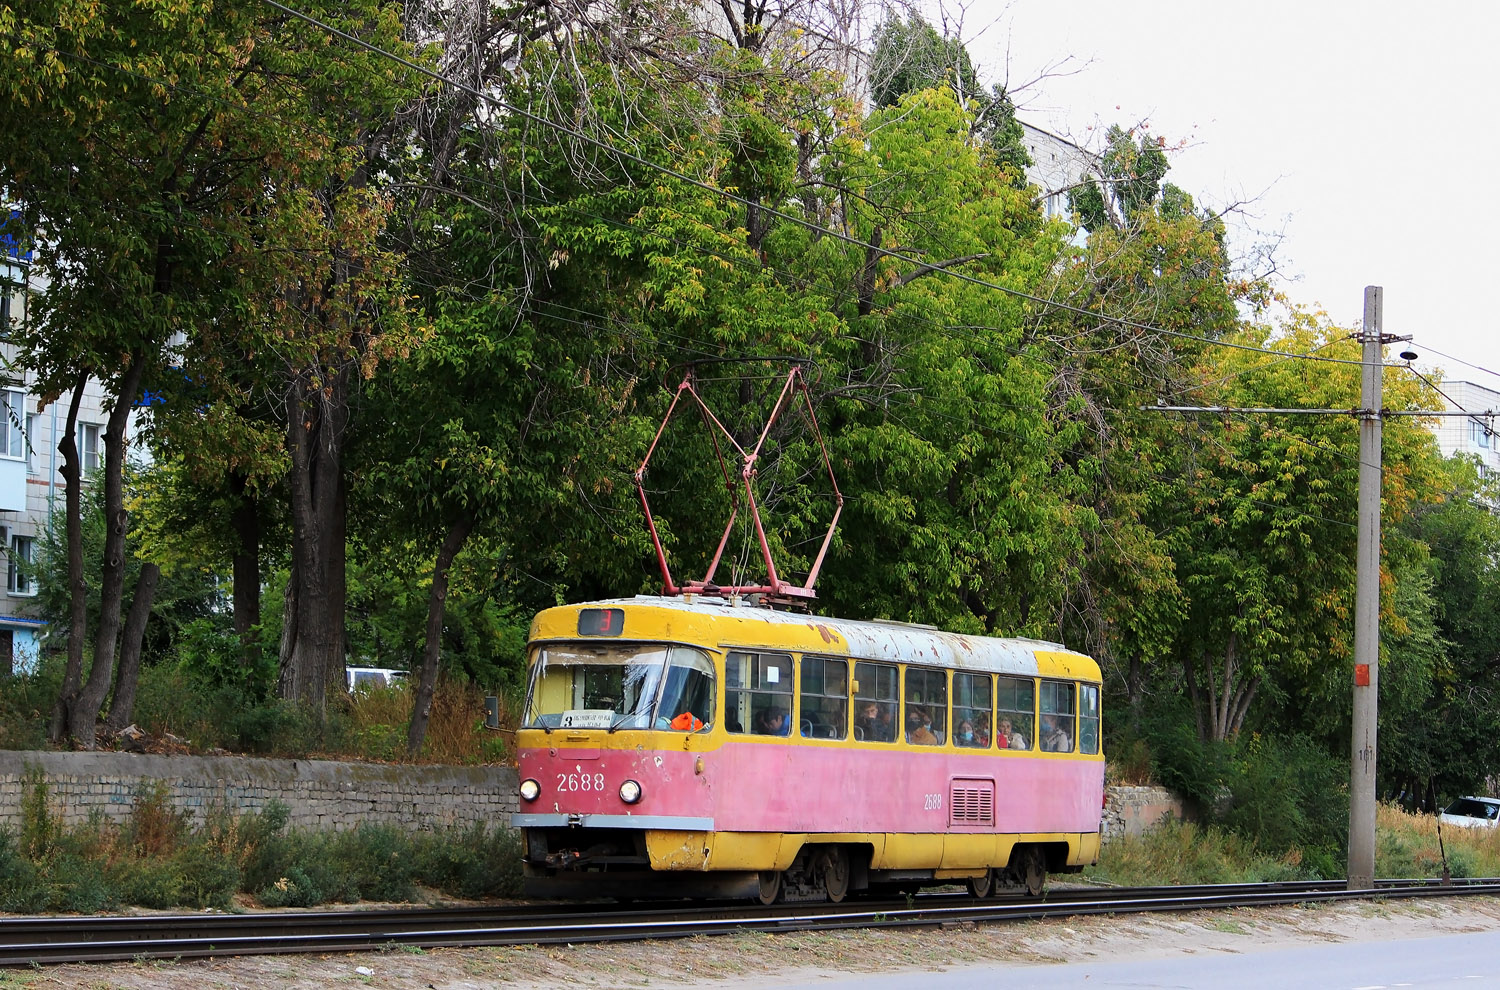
[
  {"x1": 259, "y1": 0, "x2": 1411, "y2": 374},
  {"x1": 1417, "y1": 342, "x2": 1500, "y2": 386}
]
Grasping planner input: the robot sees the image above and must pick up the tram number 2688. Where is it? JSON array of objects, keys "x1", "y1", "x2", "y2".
[
  {"x1": 922, "y1": 793, "x2": 943, "y2": 811},
  {"x1": 557, "y1": 772, "x2": 606, "y2": 792}
]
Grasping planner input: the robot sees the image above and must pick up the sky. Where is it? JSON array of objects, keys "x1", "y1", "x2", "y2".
[{"x1": 954, "y1": 0, "x2": 1500, "y2": 392}]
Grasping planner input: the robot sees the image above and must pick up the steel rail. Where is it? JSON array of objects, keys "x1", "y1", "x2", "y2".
[{"x1": 4, "y1": 879, "x2": 1499, "y2": 967}]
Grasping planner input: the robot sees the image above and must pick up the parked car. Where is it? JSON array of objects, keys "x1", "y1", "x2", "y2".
[
  {"x1": 1439, "y1": 796, "x2": 1500, "y2": 828},
  {"x1": 345, "y1": 667, "x2": 407, "y2": 694}
]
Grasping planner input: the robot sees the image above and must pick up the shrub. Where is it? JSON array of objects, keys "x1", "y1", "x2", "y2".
[
  {"x1": 411, "y1": 824, "x2": 523, "y2": 899},
  {"x1": 1141, "y1": 714, "x2": 1350, "y2": 874},
  {"x1": 224, "y1": 700, "x2": 325, "y2": 756},
  {"x1": 169, "y1": 840, "x2": 244, "y2": 908},
  {"x1": 19, "y1": 764, "x2": 58, "y2": 861},
  {"x1": 327, "y1": 824, "x2": 418, "y2": 903},
  {"x1": 1218, "y1": 734, "x2": 1348, "y2": 871},
  {"x1": 257, "y1": 865, "x2": 323, "y2": 908},
  {"x1": 0, "y1": 654, "x2": 62, "y2": 750},
  {"x1": 123, "y1": 780, "x2": 189, "y2": 857}
]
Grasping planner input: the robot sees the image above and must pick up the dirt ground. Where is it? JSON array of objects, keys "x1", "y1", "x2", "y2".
[{"x1": 13, "y1": 895, "x2": 1500, "y2": 989}]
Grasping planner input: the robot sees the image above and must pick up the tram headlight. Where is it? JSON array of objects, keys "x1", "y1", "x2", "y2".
[
  {"x1": 619, "y1": 779, "x2": 642, "y2": 804},
  {"x1": 519, "y1": 778, "x2": 541, "y2": 802}
]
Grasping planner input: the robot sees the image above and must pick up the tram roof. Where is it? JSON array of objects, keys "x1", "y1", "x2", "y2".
[{"x1": 531, "y1": 596, "x2": 1099, "y2": 681}]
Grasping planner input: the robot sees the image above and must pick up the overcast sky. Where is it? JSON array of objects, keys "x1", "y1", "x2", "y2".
[{"x1": 956, "y1": 0, "x2": 1500, "y2": 394}]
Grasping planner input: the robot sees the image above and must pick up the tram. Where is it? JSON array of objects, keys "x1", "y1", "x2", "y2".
[{"x1": 511, "y1": 594, "x2": 1104, "y2": 902}]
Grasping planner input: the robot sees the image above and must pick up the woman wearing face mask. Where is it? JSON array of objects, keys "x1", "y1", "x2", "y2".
[{"x1": 955, "y1": 718, "x2": 978, "y2": 747}]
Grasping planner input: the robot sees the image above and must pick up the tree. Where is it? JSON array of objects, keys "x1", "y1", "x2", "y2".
[
  {"x1": 1038, "y1": 169, "x2": 1239, "y2": 718},
  {"x1": 1069, "y1": 124, "x2": 1174, "y2": 232},
  {"x1": 0, "y1": 0, "x2": 279, "y2": 745},
  {"x1": 868, "y1": 12, "x2": 1029, "y2": 175},
  {"x1": 1166, "y1": 311, "x2": 1439, "y2": 741},
  {"x1": 1380, "y1": 455, "x2": 1500, "y2": 801}
]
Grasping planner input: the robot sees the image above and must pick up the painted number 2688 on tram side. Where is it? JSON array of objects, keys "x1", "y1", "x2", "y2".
[{"x1": 511, "y1": 595, "x2": 1105, "y2": 903}]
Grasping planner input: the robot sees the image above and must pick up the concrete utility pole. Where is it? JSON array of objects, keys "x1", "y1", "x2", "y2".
[{"x1": 1347, "y1": 285, "x2": 1383, "y2": 891}]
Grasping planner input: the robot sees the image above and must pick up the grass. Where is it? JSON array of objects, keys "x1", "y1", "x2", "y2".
[
  {"x1": 1087, "y1": 802, "x2": 1500, "y2": 886},
  {"x1": 1085, "y1": 820, "x2": 1310, "y2": 886},
  {"x1": 1375, "y1": 802, "x2": 1500, "y2": 878},
  {"x1": 343, "y1": 680, "x2": 514, "y2": 765}
]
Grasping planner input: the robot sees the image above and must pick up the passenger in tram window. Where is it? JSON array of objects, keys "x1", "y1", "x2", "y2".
[
  {"x1": 907, "y1": 710, "x2": 938, "y2": 746},
  {"x1": 955, "y1": 719, "x2": 977, "y2": 747},
  {"x1": 975, "y1": 714, "x2": 992, "y2": 747},
  {"x1": 876, "y1": 704, "x2": 897, "y2": 742},
  {"x1": 998, "y1": 718, "x2": 1026, "y2": 750},
  {"x1": 855, "y1": 701, "x2": 879, "y2": 741},
  {"x1": 1041, "y1": 715, "x2": 1071, "y2": 752},
  {"x1": 754, "y1": 706, "x2": 791, "y2": 736}
]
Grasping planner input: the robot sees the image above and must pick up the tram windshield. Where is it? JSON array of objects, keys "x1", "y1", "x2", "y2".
[{"x1": 523, "y1": 643, "x2": 715, "y2": 731}]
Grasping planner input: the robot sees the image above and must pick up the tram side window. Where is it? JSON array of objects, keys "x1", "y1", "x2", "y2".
[
  {"x1": 953, "y1": 672, "x2": 992, "y2": 748},
  {"x1": 995, "y1": 676, "x2": 1034, "y2": 751},
  {"x1": 799, "y1": 657, "x2": 848, "y2": 739},
  {"x1": 726, "y1": 652, "x2": 793, "y2": 735},
  {"x1": 852, "y1": 661, "x2": 898, "y2": 742},
  {"x1": 904, "y1": 667, "x2": 947, "y2": 745},
  {"x1": 1079, "y1": 683, "x2": 1101, "y2": 755},
  {"x1": 1039, "y1": 680, "x2": 1075, "y2": 753}
]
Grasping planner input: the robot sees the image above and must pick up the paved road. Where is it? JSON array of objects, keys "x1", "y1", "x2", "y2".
[{"x1": 780, "y1": 930, "x2": 1500, "y2": 990}]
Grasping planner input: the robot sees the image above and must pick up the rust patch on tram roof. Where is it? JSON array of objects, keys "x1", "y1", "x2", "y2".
[{"x1": 815, "y1": 623, "x2": 835, "y2": 643}]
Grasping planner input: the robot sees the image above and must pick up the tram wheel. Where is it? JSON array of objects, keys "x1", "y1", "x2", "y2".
[
  {"x1": 1022, "y1": 848, "x2": 1046, "y2": 898},
  {"x1": 966, "y1": 870, "x2": 993, "y2": 899},
  {"x1": 757, "y1": 870, "x2": 783, "y2": 905},
  {"x1": 821, "y1": 847, "x2": 851, "y2": 903}
]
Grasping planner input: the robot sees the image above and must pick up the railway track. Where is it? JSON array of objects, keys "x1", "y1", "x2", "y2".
[{"x1": 7, "y1": 878, "x2": 1499, "y2": 967}]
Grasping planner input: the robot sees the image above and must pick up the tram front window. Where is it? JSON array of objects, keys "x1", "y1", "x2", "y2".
[{"x1": 523, "y1": 644, "x2": 715, "y2": 731}]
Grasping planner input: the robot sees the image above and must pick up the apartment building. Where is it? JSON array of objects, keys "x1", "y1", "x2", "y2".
[{"x1": 1431, "y1": 380, "x2": 1500, "y2": 479}]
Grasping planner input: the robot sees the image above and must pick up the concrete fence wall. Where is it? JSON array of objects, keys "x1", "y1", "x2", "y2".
[
  {"x1": 0, "y1": 751, "x2": 518, "y2": 833},
  {"x1": 1102, "y1": 784, "x2": 1186, "y2": 839},
  {"x1": 0, "y1": 750, "x2": 1179, "y2": 842}
]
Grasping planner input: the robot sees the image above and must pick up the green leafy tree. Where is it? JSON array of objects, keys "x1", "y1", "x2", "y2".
[
  {"x1": 0, "y1": 0, "x2": 286, "y2": 745},
  {"x1": 1069, "y1": 124, "x2": 1174, "y2": 232},
  {"x1": 1166, "y1": 312, "x2": 1440, "y2": 741},
  {"x1": 1381, "y1": 455, "x2": 1500, "y2": 801},
  {"x1": 868, "y1": 13, "x2": 1029, "y2": 175}
]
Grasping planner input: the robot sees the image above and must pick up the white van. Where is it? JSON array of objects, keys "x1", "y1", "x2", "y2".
[{"x1": 345, "y1": 667, "x2": 408, "y2": 693}]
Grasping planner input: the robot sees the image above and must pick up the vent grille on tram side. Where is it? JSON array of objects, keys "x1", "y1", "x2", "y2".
[{"x1": 949, "y1": 779, "x2": 995, "y2": 826}]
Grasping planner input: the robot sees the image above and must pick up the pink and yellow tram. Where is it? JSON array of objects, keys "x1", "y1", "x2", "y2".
[{"x1": 512, "y1": 596, "x2": 1104, "y2": 902}]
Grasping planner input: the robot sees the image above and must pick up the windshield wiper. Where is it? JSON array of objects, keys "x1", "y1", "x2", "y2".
[{"x1": 607, "y1": 712, "x2": 637, "y2": 733}]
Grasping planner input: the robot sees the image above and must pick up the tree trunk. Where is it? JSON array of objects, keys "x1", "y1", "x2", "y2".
[
  {"x1": 407, "y1": 514, "x2": 476, "y2": 757},
  {"x1": 275, "y1": 566, "x2": 298, "y2": 697},
  {"x1": 1188, "y1": 632, "x2": 1256, "y2": 744},
  {"x1": 278, "y1": 365, "x2": 350, "y2": 712},
  {"x1": 105, "y1": 562, "x2": 160, "y2": 733},
  {"x1": 1183, "y1": 649, "x2": 1206, "y2": 743},
  {"x1": 48, "y1": 375, "x2": 89, "y2": 744},
  {"x1": 229, "y1": 472, "x2": 261, "y2": 667},
  {"x1": 69, "y1": 355, "x2": 147, "y2": 749}
]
